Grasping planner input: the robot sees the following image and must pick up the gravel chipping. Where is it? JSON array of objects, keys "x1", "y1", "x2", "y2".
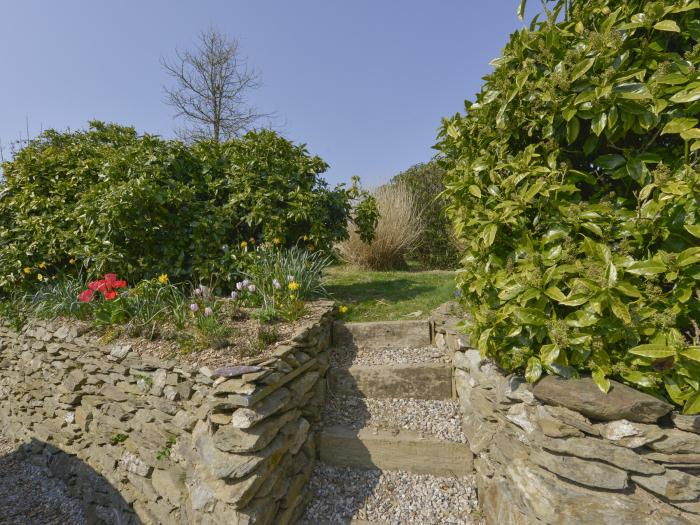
[
  {"x1": 330, "y1": 344, "x2": 450, "y2": 368},
  {"x1": 0, "y1": 433, "x2": 87, "y2": 525},
  {"x1": 301, "y1": 465, "x2": 481, "y2": 525},
  {"x1": 324, "y1": 395, "x2": 466, "y2": 443}
]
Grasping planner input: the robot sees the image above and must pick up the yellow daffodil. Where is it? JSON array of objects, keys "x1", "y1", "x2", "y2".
[
  {"x1": 23, "y1": 267, "x2": 31, "y2": 274},
  {"x1": 303, "y1": 235, "x2": 309, "y2": 241},
  {"x1": 288, "y1": 281, "x2": 300, "y2": 291},
  {"x1": 308, "y1": 244, "x2": 315, "y2": 252},
  {"x1": 38, "y1": 262, "x2": 47, "y2": 269},
  {"x1": 69, "y1": 258, "x2": 76, "y2": 265},
  {"x1": 273, "y1": 237, "x2": 282, "y2": 245},
  {"x1": 240, "y1": 241, "x2": 248, "y2": 248},
  {"x1": 158, "y1": 274, "x2": 169, "y2": 284},
  {"x1": 37, "y1": 273, "x2": 44, "y2": 281},
  {"x1": 339, "y1": 305, "x2": 349, "y2": 314}
]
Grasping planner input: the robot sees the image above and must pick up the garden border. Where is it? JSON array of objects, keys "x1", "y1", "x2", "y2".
[{"x1": 0, "y1": 300, "x2": 335, "y2": 524}]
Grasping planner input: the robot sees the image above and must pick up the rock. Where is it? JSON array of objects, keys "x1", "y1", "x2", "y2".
[
  {"x1": 632, "y1": 469, "x2": 700, "y2": 501},
  {"x1": 283, "y1": 417, "x2": 310, "y2": 455},
  {"x1": 672, "y1": 413, "x2": 700, "y2": 434},
  {"x1": 289, "y1": 371, "x2": 319, "y2": 398},
  {"x1": 533, "y1": 376, "x2": 672, "y2": 423},
  {"x1": 150, "y1": 369, "x2": 167, "y2": 396},
  {"x1": 120, "y1": 451, "x2": 152, "y2": 477},
  {"x1": 647, "y1": 429, "x2": 700, "y2": 455},
  {"x1": 641, "y1": 452, "x2": 700, "y2": 466},
  {"x1": 230, "y1": 388, "x2": 291, "y2": 429},
  {"x1": 61, "y1": 369, "x2": 86, "y2": 392},
  {"x1": 503, "y1": 375, "x2": 535, "y2": 404},
  {"x1": 213, "y1": 409, "x2": 300, "y2": 453},
  {"x1": 540, "y1": 436, "x2": 664, "y2": 475},
  {"x1": 109, "y1": 344, "x2": 132, "y2": 360},
  {"x1": 152, "y1": 466, "x2": 185, "y2": 506},
  {"x1": 214, "y1": 379, "x2": 257, "y2": 396},
  {"x1": 210, "y1": 366, "x2": 262, "y2": 377},
  {"x1": 597, "y1": 420, "x2": 665, "y2": 448},
  {"x1": 529, "y1": 448, "x2": 628, "y2": 490}
]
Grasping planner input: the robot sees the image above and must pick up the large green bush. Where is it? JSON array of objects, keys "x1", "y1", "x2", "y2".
[
  {"x1": 391, "y1": 161, "x2": 460, "y2": 269},
  {"x1": 437, "y1": 0, "x2": 700, "y2": 413},
  {"x1": 0, "y1": 122, "x2": 353, "y2": 292}
]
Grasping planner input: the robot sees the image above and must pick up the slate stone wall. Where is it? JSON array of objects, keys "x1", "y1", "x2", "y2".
[
  {"x1": 0, "y1": 301, "x2": 335, "y2": 525},
  {"x1": 431, "y1": 302, "x2": 700, "y2": 525}
]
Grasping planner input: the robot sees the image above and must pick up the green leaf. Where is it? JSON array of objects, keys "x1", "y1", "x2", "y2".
[
  {"x1": 525, "y1": 357, "x2": 542, "y2": 383},
  {"x1": 661, "y1": 117, "x2": 698, "y2": 135},
  {"x1": 592, "y1": 367, "x2": 611, "y2": 393},
  {"x1": 468, "y1": 185, "x2": 482, "y2": 198},
  {"x1": 628, "y1": 344, "x2": 676, "y2": 358},
  {"x1": 684, "y1": 224, "x2": 700, "y2": 238},
  {"x1": 621, "y1": 370, "x2": 657, "y2": 388},
  {"x1": 544, "y1": 286, "x2": 567, "y2": 302},
  {"x1": 681, "y1": 347, "x2": 700, "y2": 363},
  {"x1": 615, "y1": 281, "x2": 642, "y2": 298},
  {"x1": 595, "y1": 154, "x2": 626, "y2": 170},
  {"x1": 653, "y1": 20, "x2": 681, "y2": 32},
  {"x1": 626, "y1": 259, "x2": 667, "y2": 276},
  {"x1": 570, "y1": 58, "x2": 595, "y2": 82},
  {"x1": 482, "y1": 223, "x2": 498, "y2": 247},
  {"x1": 591, "y1": 112, "x2": 607, "y2": 136},
  {"x1": 517, "y1": 0, "x2": 527, "y2": 21},
  {"x1": 677, "y1": 247, "x2": 700, "y2": 267},
  {"x1": 683, "y1": 389, "x2": 700, "y2": 415},
  {"x1": 513, "y1": 307, "x2": 548, "y2": 326},
  {"x1": 566, "y1": 117, "x2": 580, "y2": 144},
  {"x1": 671, "y1": 87, "x2": 700, "y2": 104},
  {"x1": 680, "y1": 128, "x2": 700, "y2": 140},
  {"x1": 613, "y1": 83, "x2": 651, "y2": 100}
]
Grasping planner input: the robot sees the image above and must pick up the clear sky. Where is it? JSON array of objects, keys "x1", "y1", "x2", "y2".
[{"x1": 0, "y1": 1, "x2": 533, "y2": 187}]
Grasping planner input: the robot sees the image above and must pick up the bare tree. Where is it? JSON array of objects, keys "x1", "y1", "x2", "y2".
[{"x1": 161, "y1": 29, "x2": 269, "y2": 143}]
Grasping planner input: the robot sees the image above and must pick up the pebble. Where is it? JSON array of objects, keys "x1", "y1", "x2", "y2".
[
  {"x1": 0, "y1": 432, "x2": 87, "y2": 525},
  {"x1": 324, "y1": 395, "x2": 466, "y2": 443},
  {"x1": 330, "y1": 344, "x2": 450, "y2": 368},
  {"x1": 301, "y1": 465, "x2": 482, "y2": 525}
]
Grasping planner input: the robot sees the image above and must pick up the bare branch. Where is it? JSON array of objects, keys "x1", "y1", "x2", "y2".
[{"x1": 161, "y1": 28, "x2": 271, "y2": 143}]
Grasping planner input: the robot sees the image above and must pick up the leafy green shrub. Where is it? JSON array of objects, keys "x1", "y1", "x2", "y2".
[
  {"x1": 0, "y1": 123, "x2": 357, "y2": 294},
  {"x1": 391, "y1": 162, "x2": 460, "y2": 269},
  {"x1": 437, "y1": 0, "x2": 700, "y2": 413}
]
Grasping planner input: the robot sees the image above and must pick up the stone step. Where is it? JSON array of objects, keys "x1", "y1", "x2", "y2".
[
  {"x1": 318, "y1": 425, "x2": 473, "y2": 476},
  {"x1": 333, "y1": 320, "x2": 431, "y2": 349},
  {"x1": 327, "y1": 362, "x2": 453, "y2": 400}
]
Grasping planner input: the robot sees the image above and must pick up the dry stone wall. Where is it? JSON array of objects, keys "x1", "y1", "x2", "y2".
[
  {"x1": 0, "y1": 301, "x2": 335, "y2": 525},
  {"x1": 431, "y1": 302, "x2": 700, "y2": 525}
]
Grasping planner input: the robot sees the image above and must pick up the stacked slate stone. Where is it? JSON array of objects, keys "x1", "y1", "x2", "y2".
[
  {"x1": 0, "y1": 300, "x2": 335, "y2": 525},
  {"x1": 431, "y1": 302, "x2": 700, "y2": 525}
]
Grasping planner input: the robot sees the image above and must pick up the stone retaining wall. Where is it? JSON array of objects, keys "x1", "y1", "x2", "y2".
[
  {"x1": 0, "y1": 301, "x2": 335, "y2": 525},
  {"x1": 431, "y1": 302, "x2": 700, "y2": 525}
]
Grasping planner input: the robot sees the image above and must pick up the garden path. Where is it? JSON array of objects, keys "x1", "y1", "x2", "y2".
[{"x1": 300, "y1": 320, "x2": 481, "y2": 525}]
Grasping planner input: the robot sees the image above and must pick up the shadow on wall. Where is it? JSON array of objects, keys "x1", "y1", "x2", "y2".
[{"x1": 0, "y1": 438, "x2": 140, "y2": 525}]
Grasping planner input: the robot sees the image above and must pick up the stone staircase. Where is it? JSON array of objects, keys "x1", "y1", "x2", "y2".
[{"x1": 300, "y1": 320, "x2": 478, "y2": 525}]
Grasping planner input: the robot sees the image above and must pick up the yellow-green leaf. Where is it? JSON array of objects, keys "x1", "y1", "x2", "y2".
[
  {"x1": 525, "y1": 357, "x2": 542, "y2": 383},
  {"x1": 592, "y1": 367, "x2": 611, "y2": 393},
  {"x1": 469, "y1": 184, "x2": 482, "y2": 198},
  {"x1": 683, "y1": 390, "x2": 700, "y2": 415},
  {"x1": 681, "y1": 347, "x2": 700, "y2": 363},
  {"x1": 628, "y1": 344, "x2": 676, "y2": 358},
  {"x1": 662, "y1": 117, "x2": 698, "y2": 135},
  {"x1": 654, "y1": 20, "x2": 680, "y2": 32}
]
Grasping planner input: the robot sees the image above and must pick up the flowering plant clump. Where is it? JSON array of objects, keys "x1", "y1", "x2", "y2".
[{"x1": 78, "y1": 273, "x2": 127, "y2": 302}]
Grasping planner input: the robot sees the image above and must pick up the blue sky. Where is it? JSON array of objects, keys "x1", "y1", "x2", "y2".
[{"x1": 0, "y1": 1, "x2": 533, "y2": 186}]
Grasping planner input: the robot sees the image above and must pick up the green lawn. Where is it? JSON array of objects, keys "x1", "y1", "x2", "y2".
[{"x1": 322, "y1": 265, "x2": 456, "y2": 322}]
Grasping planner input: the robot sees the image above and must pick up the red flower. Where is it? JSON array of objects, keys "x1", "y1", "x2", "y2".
[
  {"x1": 78, "y1": 273, "x2": 128, "y2": 302},
  {"x1": 78, "y1": 289, "x2": 94, "y2": 303}
]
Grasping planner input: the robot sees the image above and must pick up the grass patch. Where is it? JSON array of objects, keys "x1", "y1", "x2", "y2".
[{"x1": 323, "y1": 265, "x2": 456, "y2": 322}]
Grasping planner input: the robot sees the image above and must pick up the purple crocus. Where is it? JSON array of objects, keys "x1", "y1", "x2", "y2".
[
  {"x1": 287, "y1": 275, "x2": 295, "y2": 282},
  {"x1": 189, "y1": 303, "x2": 199, "y2": 312},
  {"x1": 248, "y1": 284, "x2": 256, "y2": 293},
  {"x1": 204, "y1": 307, "x2": 213, "y2": 317},
  {"x1": 236, "y1": 281, "x2": 244, "y2": 291},
  {"x1": 272, "y1": 279, "x2": 281, "y2": 290},
  {"x1": 231, "y1": 291, "x2": 239, "y2": 300}
]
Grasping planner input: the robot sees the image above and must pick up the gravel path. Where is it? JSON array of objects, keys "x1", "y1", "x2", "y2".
[
  {"x1": 330, "y1": 344, "x2": 449, "y2": 368},
  {"x1": 324, "y1": 395, "x2": 466, "y2": 443},
  {"x1": 0, "y1": 433, "x2": 87, "y2": 525},
  {"x1": 301, "y1": 465, "x2": 481, "y2": 525}
]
